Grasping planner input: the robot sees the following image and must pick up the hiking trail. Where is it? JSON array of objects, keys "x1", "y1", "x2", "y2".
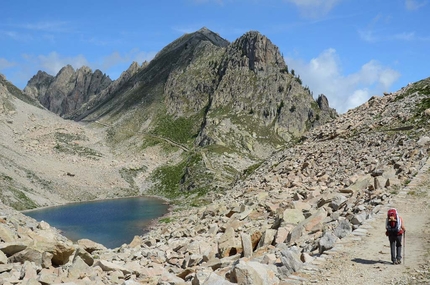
[{"x1": 295, "y1": 158, "x2": 430, "y2": 284}]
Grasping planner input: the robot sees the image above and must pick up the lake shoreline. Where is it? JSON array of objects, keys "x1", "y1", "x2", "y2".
[
  {"x1": 23, "y1": 195, "x2": 172, "y2": 248},
  {"x1": 21, "y1": 193, "x2": 171, "y2": 213}
]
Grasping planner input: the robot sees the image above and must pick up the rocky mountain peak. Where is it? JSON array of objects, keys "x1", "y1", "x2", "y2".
[
  {"x1": 125, "y1": 61, "x2": 140, "y2": 75},
  {"x1": 57, "y1": 64, "x2": 75, "y2": 77},
  {"x1": 154, "y1": 27, "x2": 229, "y2": 62},
  {"x1": 225, "y1": 30, "x2": 287, "y2": 73},
  {"x1": 24, "y1": 71, "x2": 54, "y2": 99},
  {"x1": 77, "y1": 65, "x2": 92, "y2": 74},
  {"x1": 25, "y1": 65, "x2": 112, "y2": 116}
]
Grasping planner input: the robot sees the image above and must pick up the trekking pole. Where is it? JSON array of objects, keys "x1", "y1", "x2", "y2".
[{"x1": 403, "y1": 231, "x2": 406, "y2": 265}]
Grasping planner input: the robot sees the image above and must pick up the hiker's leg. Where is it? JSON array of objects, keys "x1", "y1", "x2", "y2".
[
  {"x1": 389, "y1": 235, "x2": 396, "y2": 263},
  {"x1": 396, "y1": 235, "x2": 403, "y2": 261}
]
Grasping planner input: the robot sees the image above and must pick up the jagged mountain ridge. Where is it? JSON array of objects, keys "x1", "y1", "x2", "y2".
[
  {"x1": 63, "y1": 27, "x2": 231, "y2": 122},
  {"x1": 22, "y1": 27, "x2": 337, "y2": 197},
  {"x1": 24, "y1": 65, "x2": 112, "y2": 117}
]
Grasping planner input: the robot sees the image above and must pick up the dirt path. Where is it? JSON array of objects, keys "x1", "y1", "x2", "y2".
[{"x1": 296, "y1": 159, "x2": 430, "y2": 284}]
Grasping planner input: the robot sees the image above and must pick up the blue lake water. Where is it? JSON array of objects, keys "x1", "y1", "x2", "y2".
[{"x1": 24, "y1": 196, "x2": 169, "y2": 249}]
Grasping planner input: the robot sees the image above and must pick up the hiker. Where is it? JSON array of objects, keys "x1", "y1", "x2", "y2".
[{"x1": 385, "y1": 208, "x2": 406, "y2": 264}]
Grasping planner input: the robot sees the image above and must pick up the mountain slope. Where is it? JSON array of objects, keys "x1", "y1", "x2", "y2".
[{"x1": 1, "y1": 74, "x2": 41, "y2": 109}]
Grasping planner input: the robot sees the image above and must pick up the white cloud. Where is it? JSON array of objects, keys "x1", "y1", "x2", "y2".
[
  {"x1": 21, "y1": 21, "x2": 70, "y2": 33},
  {"x1": 285, "y1": 49, "x2": 400, "y2": 113},
  {"x1": 284, "y1": 0, "x2": 342, "y2": 18},
  {"x1": 19, "y1": 49, "x2": 156, "y2": 80},
  {"x1": 30, "y1": 52, "x2": 89, "y2": 75},
  {"x1": 405, "y1": 0, "x2": 427, "y2": 10},
  {"x1": 98, "y1": 49, "x2": 156, "y2": 79},
  {"x1": 393, "y1": 32, "x2": 416, "y2": 41},
  {"x1": 100, "y1": 49, "x2": 155, "y2": 70},
  {"x1": 359, "y1": 29, "x2": 420, "y2": 43},
  {"x1": 0, "y1": 58, "x2": 15, "y2": 70},
  {"x1": 0, "y1": 30, "x2": 33, "y2": 42}
]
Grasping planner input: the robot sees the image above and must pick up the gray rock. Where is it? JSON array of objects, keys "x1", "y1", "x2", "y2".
[
  {"x1": 0, "y1": 224, "x2": 16, "y2": 242},
  {"x1": 94, "y1": 260, "x2": 131, "y2": 275},
  {"x1": 0, "y1": 250, "x2": 7, "y2": 264},
  {"x1": 193, "y1": 270, "x2": 235, "y2": 285},
  {"x1": 318, "y1": 231, "x2": 338, "y2": 254},
  {"x1": 350, "y1": 212, "x2": 368, "y2": 226},
  {"x1": 232, "y1": 259, "x2": 280, "y2": 285},
  {"x1": 329, "y1": 194, "x2": 348, "y2": 211},
  {"x1": 0, "y1": 242, "x2": 27, "y2": 256},
  {"x1": 8, "y1": 248, "x2": 43, "y2": 266},
  {"x1": 334, "y1": 219, "x2": 352, "y2": 239},
  {"x1": 240, "y1": 233, "x2": 253, "y2": 258},
  {"x1": 279, "y1": 247, "x2": 303, "y2": 276}
]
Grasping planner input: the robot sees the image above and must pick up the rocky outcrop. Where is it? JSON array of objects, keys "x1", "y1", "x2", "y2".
[{"x1": 24, "y1": 65, "x2": 112, "y2": 117}]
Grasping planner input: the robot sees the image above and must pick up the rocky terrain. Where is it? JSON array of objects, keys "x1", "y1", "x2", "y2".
[{"x1": 1, "y1": 68, "x2": 429, "y2": 284}]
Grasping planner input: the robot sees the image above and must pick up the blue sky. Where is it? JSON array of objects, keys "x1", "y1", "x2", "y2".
[{"x1": 1, "y1": 0, "x2": 429, "y2": 113}]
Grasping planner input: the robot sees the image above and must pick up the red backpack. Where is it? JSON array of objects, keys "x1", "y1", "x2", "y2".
[{"x1": 386, "y1": 208, "x2": 402, "y2": 234}]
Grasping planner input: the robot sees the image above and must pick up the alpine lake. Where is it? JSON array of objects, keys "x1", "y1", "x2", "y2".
[{"x1": 24, "y1": 196, "x2": 169, "y2": 249}]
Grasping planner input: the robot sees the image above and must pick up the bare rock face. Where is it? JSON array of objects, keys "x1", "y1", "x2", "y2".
[
  {"x1": 164, "y1": 30, "x2": 337, "y2": 157},
  {"x1": 24, "y1": 65, "x2": 112, "y2": 117},
  {"x1": 64, "y1": 61, "x2": 145, "y2": 120}
]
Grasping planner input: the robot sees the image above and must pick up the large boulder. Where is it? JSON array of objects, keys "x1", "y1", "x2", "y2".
[{"x1": 232, "y1": 259, "x2": 280, "y2": 285}]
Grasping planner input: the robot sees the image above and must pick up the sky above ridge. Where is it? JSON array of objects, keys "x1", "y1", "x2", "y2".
[{"x1": 1, "y1": 0, "x2": 429, "y2": 113}]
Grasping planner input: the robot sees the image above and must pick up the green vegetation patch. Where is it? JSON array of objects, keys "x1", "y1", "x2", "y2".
[
  {"x1": 416, "y1": 97, "x2": 430, "y2": 114},
  {"x1": 395, "y1": 78, "x2": 430, "y2": 101},
  {"x1": 0, "y1": 173, "x2": 13, "y2": 182},
  {"x1": 52, "y1": 131, "x2": 102, "y2": 159},
  {"x1": 149, "y1": 158, "x2": 188, "y2": 199},
  {"x1": 152, "y1": 112, "x2": 202, "y2": 145},
  {"x1": 241, "y1": 161, "x2": 263, "y2": 179},
  {"x1": 9, "y1": 188, "x2": 38, "y2": 210},
  {"x1": 54, "y1": 143, "x2": 102, "y2": 159},
  {"x1": 140, "y1": 137, "x2": 162, "y2": 150},
  {"x1": 0, "y1": 173, "x2": 39, "y2": 210},
  {"x1": 148, "y1": 152, "x2": 212, "y2": 201},
  {"x1": 25, "y1": 170, "x2": 52, "y2": 190},
  {"x1": 54, "y1": 132, "x2": 88, "y2": 143},
  {"x1": 159, "y1": 217, "x2": 174, "y2": 223}
]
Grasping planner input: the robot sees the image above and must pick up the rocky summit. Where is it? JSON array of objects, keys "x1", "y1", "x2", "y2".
[{"x1": 0, "y1": 27, "x2": 430, "y2": 284}]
